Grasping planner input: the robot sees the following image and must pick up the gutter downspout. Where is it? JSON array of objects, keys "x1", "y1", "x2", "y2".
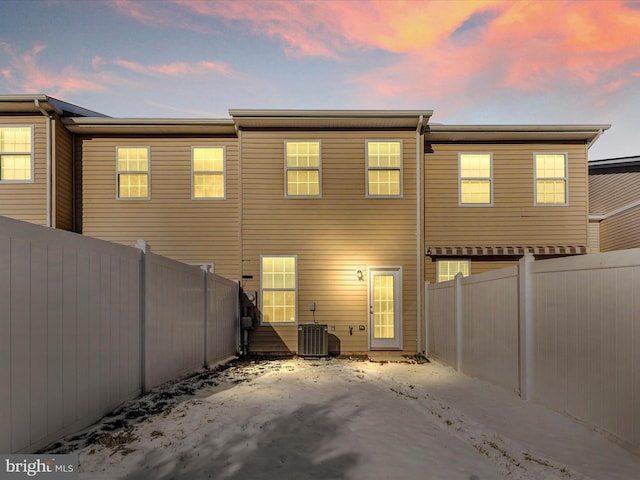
[
  {"x1": 237, "y1": 125, "x2": 244, "y2": 355},
  {"x1": 35, "y1": 99, "x2": 53, "y2": 227},
  {"x1": 416, "y1": 115, "x2": 424, "y2": 353}
]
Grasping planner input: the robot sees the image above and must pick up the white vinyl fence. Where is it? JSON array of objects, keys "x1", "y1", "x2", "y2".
[
  {"x1": 206, "y1": 274, "x2": 240, "y2": 367},
  {"x1": 426, "y1": 249, "x2": 640, "y2": 454},
  {"x1": 0, "y1": 216, "x2": 239, "y2": 454}
]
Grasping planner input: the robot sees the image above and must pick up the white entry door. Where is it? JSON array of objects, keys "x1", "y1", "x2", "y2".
[{"x1": 369, "y1": 267, "x2": 402, "y2": 350}]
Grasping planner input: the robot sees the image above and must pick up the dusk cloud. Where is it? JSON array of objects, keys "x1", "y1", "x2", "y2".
[
  {"x1": 95, "y1": 57, "x2": 233, "y2": 77},
  {"x1": 1, "y1": 0, "x2": 637, "y2": 158},
  {"x1": 0, "y1": 38, "x2": 234, "y2": 99},
  {"x1": 0, "y1": 42, "x2": 111, "y2": 96},
  {"x1": 111, "y1": 0, "x2": 640, "y2": 109}
]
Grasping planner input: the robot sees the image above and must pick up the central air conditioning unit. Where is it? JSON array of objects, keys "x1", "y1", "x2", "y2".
[{"x1": 298, "y1": 324, "x2": 328, "y2": 357}]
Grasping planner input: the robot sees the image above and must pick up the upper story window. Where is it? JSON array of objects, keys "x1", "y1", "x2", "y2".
[
  {"x1": 366, "y1": 141, "x2": 402, "y2": 197},
  {"x1": 437, "y1": 259, "x2": 471, "y2": 282},
  {"x1": 535, "y1": 153, "x2": 567, "y2": 205},
  {"x1": 117, "y1": 147, "x2": 150, "y2": 199},
  {"x1": 459, "y1": 153, "x2": 492, "y2": 205},
  {"x1": 193, "y1": 146, "x2": 226, "y2": 199},
  {"x1": 0, "y1": 126, "x2": 33, "y2": 183},
  {"x1": 261, "y1": 255, "x2": 297, "y2": 324},
  {"x1": 285, "y1": 141, "x2": 321, "y2": 197}
]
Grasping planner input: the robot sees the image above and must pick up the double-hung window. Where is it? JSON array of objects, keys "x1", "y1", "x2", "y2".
[
  {"x1": 117, "y1": 147, "x2": 150, "y2": 199},
  {"x1": 0, "y1": 126, "x2": 33, "y2": 182},
  {"x1": 437, "y1": 259, "x2": 471, "y2": 283},
  {"x1": 535, "y1": 153, "x2": 567, "y2": 205},
  {"x1": 285, "y1": 141, "x2": 320, "y2": 197},
  {"x1": 459, "y1": 153, "x2": 492, "y2": 205},
  {"x1": 261, "y1": 256, "x2": 297, "y2": 324},
  {"x1": 193, "y1": 146, "x2": 226, "y2": 199},
  {"x1": 366, "y1": 141, "x2": 402, "y2": 197}
]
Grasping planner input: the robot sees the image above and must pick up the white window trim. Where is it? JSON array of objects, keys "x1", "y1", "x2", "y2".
[
  {"x1": 458, "y1": 152, "x2": 493, "y2": 206},
  {"x1": 365, "y1": 139, "x2": 403, "y2": 198},
  {"x1": 116, "y1": 146, "x2": 151, "y2": 200},
  {"x1": 0, "y1": 125, "x2": 35, "y2": 184},
  {"x1": 284, "y1": 140, "x2": 322, "y2": 198},
  {"x1": 436, "y1": 259, "x2": 471, "y2": 283},
  {"x1": 260, "y1": 254, "x2": 298, "y2": 325},
  {"x1": 533, "y1": 152, "x2": 568, "y2": 206},
  {"x1": 191, "y1": 146, "x2": 227, "y2": 200}
]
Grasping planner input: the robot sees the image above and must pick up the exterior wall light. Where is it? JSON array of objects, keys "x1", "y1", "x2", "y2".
[{"x1": 356, "y1": 269, "x2": 364, "y2": 281}]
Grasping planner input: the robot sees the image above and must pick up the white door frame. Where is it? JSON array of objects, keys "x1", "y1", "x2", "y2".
[{"x1": 368, "y1": 266, "x2": 403, "y2": 350}]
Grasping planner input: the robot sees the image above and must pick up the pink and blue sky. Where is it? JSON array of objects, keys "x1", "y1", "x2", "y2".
[{"x1": 1, "y1": 0, "x2": 639, "y2": 160}]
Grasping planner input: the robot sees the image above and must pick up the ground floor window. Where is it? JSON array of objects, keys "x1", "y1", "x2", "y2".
[
  {"x1": 436, "y1": 259, "x2": 470, "y2": 282},
  {"x1": 261, "y1": 255, "x2": 297, "y2": 324}
]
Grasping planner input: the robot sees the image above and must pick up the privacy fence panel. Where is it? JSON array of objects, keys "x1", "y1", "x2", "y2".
[
  {"x1": 426, "y1": 281, "x2": 456, "y2": 365},
  {"x1": 206, "y1": 273, "x2": 239, "y2": 367},
  {"x1": 0, "y1": 216, "x2": 141, "y2": 455},
  {"x1": 425, "y1": 248, "x2": 640, "y2": 454},
  {"x1": 530, "y1": 251, "x2": 640, "y2": 452},
  {"x1": 143, "y1": 250, "x2": 207, "y2": 391},
  {"x1": 2, "y1": 217, "x2": 240, "y2": 454},
  {"x1": 460, "y1": 266, "x2": 519, "y2": 392}
]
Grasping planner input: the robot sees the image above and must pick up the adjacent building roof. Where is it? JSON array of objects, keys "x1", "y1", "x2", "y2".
[{"x1": 588, "y1": 155, "x2": 640, "y2": 170}]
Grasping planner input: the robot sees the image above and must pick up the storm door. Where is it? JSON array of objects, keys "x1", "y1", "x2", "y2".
[{"x1": 369, "y1": 267, "x2": 402, "y2": 350}]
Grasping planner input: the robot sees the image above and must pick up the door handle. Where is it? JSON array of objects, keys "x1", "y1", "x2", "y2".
[{"x1": 369, "y1": 305, "x2": 374, "y2": 315}]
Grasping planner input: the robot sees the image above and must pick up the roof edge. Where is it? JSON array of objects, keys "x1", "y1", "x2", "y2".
[
  {"x1": 427, "y1": 123, "x2": 611, "y2": 147},
  {"x1": 229, "y1": 109, "x2": 433, "y2": 118},
  {"x1": 429, "y1": 124, "x2": 611, "y2": 133},
  {"x1": 588, "y1": 155, "x2": 640, "y2": 168},
  {"x1": 63, "y1": 117, "x2": 234, "y2": 126},
  {"x1": 62, "y1": 116, "x2": 237, "y2": 135}
]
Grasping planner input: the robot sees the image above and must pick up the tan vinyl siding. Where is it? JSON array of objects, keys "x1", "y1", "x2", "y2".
[
  {"x1": 241, "y1": 130, "x2": 418, "y2": 354},
  {"x1": 600, "y1": 205, "x2": 640, "y2": 252},
  {"x1": 79, "y1": 136, "x2": 241, "y2": 279},
  {"x1": 588, "y1": 222, "x2": 600, "y2": 253},
  {"x1": 74, "y1": 135, "x2": 83, "y2": 232},
  {"x1": 589, "y1": 167, "x2": 640, "y2": 252},
  {"x1": 0, "y1": 116, "x2": 47, "y2": 225},
  {"x1": 53, "y1": 116, "x2": 74, "y2": 231},
  {"x1": 589, "y1": 169, "x2": 640, "y2": 214},
  {"x1": 425, "y1": 143, "x2": 589, "y2": 247}
]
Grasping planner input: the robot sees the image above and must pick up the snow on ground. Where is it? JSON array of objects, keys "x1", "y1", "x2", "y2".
[{"x1": 45, "y1": 357, "x2": 640, "y2": 479}]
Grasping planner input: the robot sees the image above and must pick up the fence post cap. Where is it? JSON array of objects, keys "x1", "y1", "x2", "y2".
[
  {"x1": 136, "y1": 239, "x2": 151, "y2": 253},
  {"x1": 520, "y1": 253, "x2": 535, "y2": 263}
]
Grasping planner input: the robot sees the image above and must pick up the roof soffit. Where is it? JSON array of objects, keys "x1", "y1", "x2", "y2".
[
  {"x1": 426, "y1": 124, "x2": 611, "y2": 144},
  {"x1": 62, "y1": 118, "x2": 237, "y2": 136},
  {"x1": 229, "y1": 109, "x2": 433, "y2": 130}
]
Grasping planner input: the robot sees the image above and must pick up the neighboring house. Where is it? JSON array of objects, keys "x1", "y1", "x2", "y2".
[
  {"x1": 0, "y1": 95, "x2": 105, "y2": 229},
  {"x1": 0, "y1": 94, "x2": 610, "y2": 355},
  {"x1": 589, "y1": 156, "x2": 640, "y2": 252}
]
